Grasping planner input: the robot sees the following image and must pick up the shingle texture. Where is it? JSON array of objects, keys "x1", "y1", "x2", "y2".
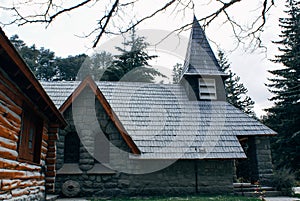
[
  {"x1": 182, "y1": 16, "x2": 227, "y2": 77},
  {"x1": 41, "y1": 81, "x2": 276, "y2": 160}
]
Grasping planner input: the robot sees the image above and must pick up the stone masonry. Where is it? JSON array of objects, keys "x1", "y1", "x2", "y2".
[
  {"x1": 255, "y1": 136, "x2": 274, "y2": 185},
  {"x1": 55, "y1": 87, "x2": 234, "y2": 197}
]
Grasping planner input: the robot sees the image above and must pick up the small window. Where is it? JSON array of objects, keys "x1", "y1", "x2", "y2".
[
  {"x1": 199, "y1": 78, "x2": 217, "y2": 100},
  {"x1": 18, "y1": 107, "x2": 43, "y2": 163},
  {"x1": 64, "y1": 132, "x2": 80, "y2": 163}
]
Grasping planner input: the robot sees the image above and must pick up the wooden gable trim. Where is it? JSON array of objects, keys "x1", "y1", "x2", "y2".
[
  {"x1": 0, "y1": 28, "x2": 66, "y2": 128},
  {"x1": 59, "y1": 76, "x2": 141, "y2": 155}
]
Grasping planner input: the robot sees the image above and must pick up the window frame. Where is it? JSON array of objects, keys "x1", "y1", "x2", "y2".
[
  {"x1": 64, "y1": 132, "x2": 80, "y2": 164},
  {"x1": 18, "y1": 106, "x2": 43, "y2": 164},
  {"x1": 199, "y1": 78, "x2": 217, "y2": 100}
]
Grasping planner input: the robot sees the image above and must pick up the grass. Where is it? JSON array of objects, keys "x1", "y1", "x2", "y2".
[{"x1": 90, "y1": 196, "x2": 261, "y2": 201}]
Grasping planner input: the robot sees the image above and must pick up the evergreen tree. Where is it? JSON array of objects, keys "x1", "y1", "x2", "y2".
[
  {"x1": 78, "y1": 51, "x2": 112, "y2": 80},
  {"x1": 172, "y1": 63, "x2": 183, "y2": 84},
  {"x1": 101, "y1": 29, "x2": 165, "y2": 82},
  {"x1": 56, "y1": 54, "x2": 87, "y2": 81},
  {"x1": 10, "y1": 35, "x2": 56, "y2": 80},
  {"x1": 263, "y1": 0, "x2": 300, "y2": 177},
  {"x1": 218, "y1": 50, "x2": 256, "y2": 117}
]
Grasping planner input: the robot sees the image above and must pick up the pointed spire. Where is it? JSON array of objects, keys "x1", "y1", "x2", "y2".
[{"x1": 182, "y1": 15, "x2": 227, "y2": 77}]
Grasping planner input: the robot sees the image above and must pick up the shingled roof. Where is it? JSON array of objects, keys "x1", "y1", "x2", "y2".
[
  {"x1": 41, "y1": 80, "x2": 276, "y2": 159},
  {"x1": 182, "y1": 16, "x2": 227, "y2": 77}
]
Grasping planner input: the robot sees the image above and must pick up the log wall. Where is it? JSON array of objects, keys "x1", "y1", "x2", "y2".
[{"x1": 0, "y1": 69, "x2": 52, "y2": 200}]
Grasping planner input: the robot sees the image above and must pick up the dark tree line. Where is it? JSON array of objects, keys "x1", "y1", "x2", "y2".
[
  {"x1": 263, "y1": 0, "x2": 300, "y2": 178},
  {"x1": 11, "y1": 34, "x2": 87, "y2": 81},
  {"x1": 11, "y1": 29, "x2": 164, "y2": 82}
]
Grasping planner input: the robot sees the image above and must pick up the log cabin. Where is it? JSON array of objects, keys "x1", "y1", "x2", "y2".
[
  {"x1": 40, "y1": 16, "x2": 277, "y2": 197},
  {"x1": 0, "y1": 28, "x2": 66, "y2": 200}
]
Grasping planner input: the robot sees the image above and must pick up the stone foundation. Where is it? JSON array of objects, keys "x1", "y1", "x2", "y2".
[{"x1": 55, "y1": 160, "x2": 234, "y2": 197}]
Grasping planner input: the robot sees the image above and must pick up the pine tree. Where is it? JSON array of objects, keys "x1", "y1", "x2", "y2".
[
  {"x1": 264, "y1": 0, "x2": 300, "y2": 176},
  {"x1": 101, "y1": 29, "x2": 165, "y2": 82},
  {"x1": 172, "y1": 63, "x2": 183, "y2": 84},
  {"x1": 10, "y1": 35, "x2": 57, "y2": 80},
  {"x1": 218, "y1": 50, "x2": 256, "y2": 117},
  {"x1": 56, "y1": 54, "x2": 87, "y2": 81}
]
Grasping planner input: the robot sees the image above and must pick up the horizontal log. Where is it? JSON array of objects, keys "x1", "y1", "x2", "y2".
[
  {"x1": 39, "y1": 185, "x2": 45, "y2": 192},
  {"x1": 41, "y1": 146, "x2": 47, "y2": 155},
  {"x1": 0, "y1": 169, "x2": 26, "y2": 179},
  {"x1": 48, "y1": 134, "x2": 58, "y2": 140},
  {"x1": 41, "y1": 153, "x2": 46, "y2": 161},
  {"x1": 18, "y1": 180, "x2": 33, "y2": 189},
  {"x1": 45, "y1": 183, "x2": 55, "y2": 193},
  {"x1": 0, "y1": 90, "x2": 22, "y2": 115},
  {"x1": 42, "y1": 140, "x2": 48, "y2": 149},
  {"x1": 0, "y1": 179, "x2": 20, "y2": 191},
  {"x1": 45, "y1": 171, "x2": 55, "y2": 177},
  {"x1": 29, "y1": 187, "x2": 40, "y2": 194},
  {"x1": 47, "y1": 146, "x2": 56, "y2": 153},
  {"x1": 0, "y1": 192, "x2": 12, "y2": 200},
  {"x1": 0, "y1": 102, "x2": 21, "y2": 125},
  {"x1": 0, "y1": 158, "x2": 41, "y2": 171},
  {"x1": 24, "y1": 171, "x2": 43, "y2": 180},
  {"x1": 11, "y1": 187, "x2": 30, "y2": 197},
  {"x1": 45, "y1": 158, "x2": 56, "y2": 165},
  {"x1": 0, "y1": 146, "x2": 18, "y2": 160},
  {"x1": 47, "y1": 140, "x2": 55, "y2": 147},
  {"x1": 46, "y1": 165, "x2": 55, "y2": 172},
  {"x1": 0, "y1": 136, "x2": 17, "y2": 151},
  {"x1": 0, "y1": 114, "x2": 20, "y2": 133},
  {"x1": 0, "y1": 124, "x2": 19, "y2": 141},
  {"x1": 19, "y1": 180, "x2": 44, "y2": 189},
  {"x1": 46, "y1": 152, "x2": 56, "y2": 158},
  {"x1": 42, "y1": 132, "x2": 48, "y2": 141},
  {"x1": 45, "y1": 177, "x2": 55, "y2": 183}
]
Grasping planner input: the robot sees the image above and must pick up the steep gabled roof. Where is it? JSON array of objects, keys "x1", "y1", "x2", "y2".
[
  {"x1": 42, "y1": 77, "x2": 140, "y2": 155},
  {"x1": 0, "y1": 27, "x2": 66, "y2": 127},
  {"x1": 42, "y1": 80, "x2": 276, "y2": 160},
  {"x1": 182, "y1": 16, "x2": 227, "y2": 77}
]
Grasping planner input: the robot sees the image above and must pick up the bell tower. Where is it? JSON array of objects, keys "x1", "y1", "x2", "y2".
[{"x1": 180, "y1": 16, "x2": 228, "y2": 101}]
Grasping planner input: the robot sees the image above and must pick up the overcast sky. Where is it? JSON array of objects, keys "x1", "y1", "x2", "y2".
[{"x1": 0, "y1": 0, "x2": 287, "y2": 117}]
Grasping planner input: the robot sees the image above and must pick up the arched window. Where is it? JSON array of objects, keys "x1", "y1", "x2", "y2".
[{"x1": 64, "y1": 132, "x2": 80, "y2": 163}]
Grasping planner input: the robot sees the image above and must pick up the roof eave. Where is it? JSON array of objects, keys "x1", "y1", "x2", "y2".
[
  {"x1": 59, "y1": 76, "x2": 141, "y2": 155},
  {"x1": 0, "y1": 27, "x2": 67, "y2": 128}
]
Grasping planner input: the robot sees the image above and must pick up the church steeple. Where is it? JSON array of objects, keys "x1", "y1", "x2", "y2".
[
  {"x1": 182, "y1": 16, "x2": 227, "y2": 77},
  {"x1": 180, "y1": 15, "x2": 227, "y2": 101}
]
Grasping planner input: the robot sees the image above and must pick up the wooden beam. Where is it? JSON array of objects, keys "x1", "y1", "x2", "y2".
[
  {"x1": 0, "y1": 29, "x2": 67, "y2": 128},
  {"x1": 59, "y1": 76, "x2": 141, "y2": 155}
]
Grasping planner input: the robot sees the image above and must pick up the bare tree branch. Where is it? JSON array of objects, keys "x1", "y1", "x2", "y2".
[
  {"x1": 93, "y1": 0, "x2": 119, "y2": 47},
  {"x1": 48, "y1": 0, "x2": 93, "y2": 23},
  {"x1": 0, "y1": 0, "x2": 277, "y2": 50}
]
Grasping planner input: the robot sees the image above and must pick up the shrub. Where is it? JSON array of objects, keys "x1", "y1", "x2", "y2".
[{"x1": 272, "y1": 168, "x2": 296, "y2": 195}]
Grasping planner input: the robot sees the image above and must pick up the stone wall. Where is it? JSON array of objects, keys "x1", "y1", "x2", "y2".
[
  {"x1": 255, "y1": 136, "x2": 274, "y2": 185},
  {"x1": 55, "y1": 87, "x2": 234, "y2": 197},
  {"x1": 235, "y1": 136, "x2": 274, "y2": 185},
  {"x1": 55, "y1": 160, "x2": 234, "y2": 197}
]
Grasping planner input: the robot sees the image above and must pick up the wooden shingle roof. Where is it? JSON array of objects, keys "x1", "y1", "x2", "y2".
[
  {"x1": 182, "y1": 16, "x2": 227, "y2": 77},
  {"x1": 41, "y1": 80, "x2": 276, "y2": 160}
]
